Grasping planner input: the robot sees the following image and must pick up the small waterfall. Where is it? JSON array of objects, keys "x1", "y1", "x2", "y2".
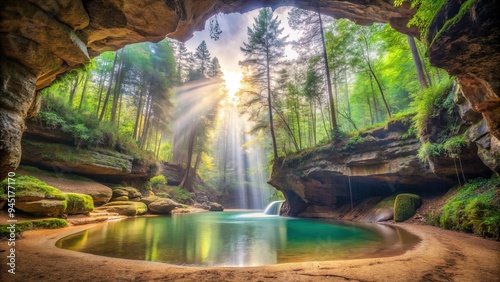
[{"x1": 263, "y1": 200, "x2": 285, "y2": 215}]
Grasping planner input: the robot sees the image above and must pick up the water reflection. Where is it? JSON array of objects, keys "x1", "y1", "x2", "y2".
[{"x1": 56, "y1": 212, "x2": 419, "y2": 266}]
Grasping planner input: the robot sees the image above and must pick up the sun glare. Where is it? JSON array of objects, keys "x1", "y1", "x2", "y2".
[{"x1": 223, "y1": 72, "x2": 242, "y2": 99}]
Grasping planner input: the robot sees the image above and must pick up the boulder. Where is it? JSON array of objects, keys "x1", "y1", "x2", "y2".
[
  {"x1": 112, "y1": 189, "x2": 129, "y2": 197},
  {"x1": 65, "y1": 193, "x2": 94, "y2": 215},
  {"x1": 110, "y1": 195, "x2": 128, "y2": 202},
  {"x1": 148, "y1": 198, "x2": 183, "y2": 214},
  {"x1": 15, "y1": 167, "x2": 113, "y2": 205},
  {"x1": 140, "y1": 195, "x2": 158, "y2": 206},
  {"x1": 96, "y1": 201, "x2": 147, "y2": 216},
  {"x1": 394, "y1": 194, "x2": 421, "y2": 222},
  {"x1": 209, "y1": 202, "x2": 224, "y2": 212},
  {"x1": 16, "y1": 199, "x2": 66, "y2": 217}
]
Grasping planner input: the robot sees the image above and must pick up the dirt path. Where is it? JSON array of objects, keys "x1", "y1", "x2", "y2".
[{"x1": 0, "y1": 222, "x2": 498, "y2": 282}]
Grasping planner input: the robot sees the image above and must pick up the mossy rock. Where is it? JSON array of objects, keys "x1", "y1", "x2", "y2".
[
  {"x1": 0, "y1": 218, "x2": 67, "y2": 238},
  {"x1": 16, "y1": 199, "x2": 67, "y2": 217},
  {"x1": 394, "y1": 193, "x2": 421, "y2": 222},
  {"x1": 209, "y1": 202, "x2": 224, "y2": 212},
  {"x1": 0, "y1": 175, "x2": 66, "y2": 202},
  {"x1": 97, "y1": 201, "x2": 147, "y2": 216},
  {"x1": 111, "y1": 195, "x2": 129, "y2": 201},
  {"x1": 65, "y1": 193, "x2": 94, "y2": 215}
]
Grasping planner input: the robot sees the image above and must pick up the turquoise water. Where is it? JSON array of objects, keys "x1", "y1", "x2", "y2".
[{"x1": 56, "y1": 211, "x2": 419, "y2": 266}]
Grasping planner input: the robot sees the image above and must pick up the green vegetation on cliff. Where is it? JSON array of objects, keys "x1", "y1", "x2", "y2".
[{"x1": 427, "y1": 177, "x2": 500, "y2": 239}]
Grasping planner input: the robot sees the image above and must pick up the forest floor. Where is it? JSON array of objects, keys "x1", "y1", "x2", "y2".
[{"x1": 0, "y1": 218, "x2": 498, "y2": 282}]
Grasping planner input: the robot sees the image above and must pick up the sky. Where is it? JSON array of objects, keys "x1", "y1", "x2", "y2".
[{"x1": 184, "y1": 7, "x2": 298, "y2": 95}]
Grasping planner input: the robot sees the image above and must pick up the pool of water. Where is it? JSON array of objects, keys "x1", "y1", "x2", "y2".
[{"x1": 56, "y1": 211, "x2": 420, "y2": 266}]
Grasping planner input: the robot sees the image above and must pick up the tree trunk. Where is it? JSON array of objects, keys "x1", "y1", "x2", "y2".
[
  {"x1": 133, "y1": 84, "x2": 145, "y2": 140},
  {"x1": 407, "y1": 35, "x2": 428, "y2": 89},
  {"x1": 369, "y1": 72, "x2": 379, "y2": 123},
  {"x1": 140, "y1": 91, "x2": 152, "y2": 149},
  {"x1": 266, "y1": 47, "x2": 278, "y2": 159},
  {"x1": 367, "y1": 63, "x2": 391, "y2": 118},
  {"x1": 318, "y1": 11, "x2": 337, "y2": 130},
  {"x1": 99, "y1": 52, "x2": 119, "y2": 121},
  {"x1": 68, "y1": 73, "x2": 80, "y2": 107},
  {"x1": 95, "y1": 70, "x2": 107, "y2": 117},
  {"x1": 111, "y1": 48, "x2": 126, "y2": 123},
  {"x1": 78, "y1": 69, "x2": 90, "y2": 111},
  {"x1": 180, "y1": 124, "x2": 197, "y2": 191}
]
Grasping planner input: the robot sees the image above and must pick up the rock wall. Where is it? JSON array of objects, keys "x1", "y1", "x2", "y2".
[
  {"x1": 20, "y1": 122, "x2": 158, "y2": 188},
  {"x1": 269, "y1": 119, "x2": 493, "y2": 217},
  {"x1": 427, "y1": 0, "x2": 500, "y2": 140},
  {"x1": 0, "y1": 0, "x2": 499, "y2": 178}
]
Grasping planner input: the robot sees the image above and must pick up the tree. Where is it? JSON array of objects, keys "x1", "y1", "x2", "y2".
[
  {"x1": 288, "y1": 8, "x2": 337, "y2": 132},
  {"x1": 240, "y1": 8, "x2": 288, "y2": 160},
  {"x1": 407, "y1": 35, "x2": 428, "y2": 89},
  {"x1": 208, "y1": 57, "x2": 223, "y2": 78},
  {"x1": 195, "y1": 40, "x2": 211, "y2": 77}
]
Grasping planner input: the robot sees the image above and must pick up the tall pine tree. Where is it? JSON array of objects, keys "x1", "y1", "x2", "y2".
[{"x1": 240, "y1": 8, "x2": 288, "y2": 159}]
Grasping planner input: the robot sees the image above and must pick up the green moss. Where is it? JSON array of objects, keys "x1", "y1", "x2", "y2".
[
  {"x1": 0, "y1": 218, "x2": 67, "y2": 238},
  {"x1": 375, "y1": 194, "x2": 399, "y2": 209},
  {"x1": 435, "y1": 177, "x2": 500, "y2": 239},
  {"x1": 0, "y1": 175, "x2": 67, "y2": 200},
  {"x1": 429, "y1": 0, "x2": 477, "y2": 48},
  {"x1": 22, "y1": 140, "x2": 131, "y2": 172},
  {"x1": 394, "y1": 193, "x2": 421, "y2": 222},
  {"x1": 65, "y1": 193, "x2": 94, "y2": 214}
]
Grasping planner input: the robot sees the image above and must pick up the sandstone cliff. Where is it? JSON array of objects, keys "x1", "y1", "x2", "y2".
[{"x1": 269, "y1": 116, "x2": 494, "y2": 217}]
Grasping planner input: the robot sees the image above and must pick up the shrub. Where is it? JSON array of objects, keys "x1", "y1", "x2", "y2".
[
  {"x1": 161, "y1": 186, "x2": 194, "y2": 204},
  {"x1": 436, "y1": 177, "x2": 500, "y2": 239},
  {"x1": 412, "y1": 78, "x2": 453, "y2": 139},
  {"x1": 148, "y1": 175, "x2": 168, "y2": 191},
  {"x1": 417, "y1": 141, "x2": 443, "y2": 162},
  {"x1": 65, "y1": 193, "x2": 94, "y2": 215},
  {"x1": 394, "y1": 193, "x2": 421, "y2": 222}
]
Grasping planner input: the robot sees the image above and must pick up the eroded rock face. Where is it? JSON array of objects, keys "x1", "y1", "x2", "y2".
[
  {"x1": 269, "y1": 119, "x2": 492, "y2": 217},
  {"x1": 0, "y1": 0, "x2": 498, "y2": 181},
  {"x1": 428, "y1": 0, "x2": 500, "y2": 140}
]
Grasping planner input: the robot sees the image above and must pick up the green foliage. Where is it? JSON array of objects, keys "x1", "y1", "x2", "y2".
[
  {"x1": 417, "y1": 141, "x2": 443, "y2": 162},
  {"x1": 65, "y1": 193, "x2": 94, "y2": 215},
  {"x1": 394, "y1": 0, "x2": 446, "y2": 39},
  {"x1": 0, "y1": 175, "x2": 66, "y2": 200},
  {"x1": 38, "y1": 98, "x2": 110, "y2": 148},
  {"x1": 331, "y1": 128, "x2": 347, "y2": 143},
  {"x1": 267, "y1": 190, "x2": 285, "y2": 202},
  {"x1": 434, "y1": 177, "x2": 500, "y2": 239},
  {"x1": 344, "y1": 133, "x2": 364, "y2": 150},
  {"x1": 164, "y1": 186, "x2": 194, "y2": 204},
  {"x1": 0, "y1": 218, "x2": 67, "y2": 238},
  {"x1": 443, "y1": 134, "x2": 469, "y2": 158},
  {"x1": 148, "y1": 175, "x2": 167, "y2": 189},
  {"x1": 412, "y1": 77, "x2": 453, "y2": 139},
  {"x1": 394, "y1": 193, "x2": 421, "y2": 222}
]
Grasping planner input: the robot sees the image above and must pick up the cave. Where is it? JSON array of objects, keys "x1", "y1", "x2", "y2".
[{"x1": 0, "y1": 0, "x2": 499, "y2": 180}]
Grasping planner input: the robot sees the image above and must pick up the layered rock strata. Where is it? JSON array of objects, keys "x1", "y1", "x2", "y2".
[{"x1": 269, "y1": 119, "x2": 493, "y2": 217}]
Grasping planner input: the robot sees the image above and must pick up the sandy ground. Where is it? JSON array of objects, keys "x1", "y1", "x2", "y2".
[{"x1": 0, "y1": 221, "x2": 498, "y2": 282}]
